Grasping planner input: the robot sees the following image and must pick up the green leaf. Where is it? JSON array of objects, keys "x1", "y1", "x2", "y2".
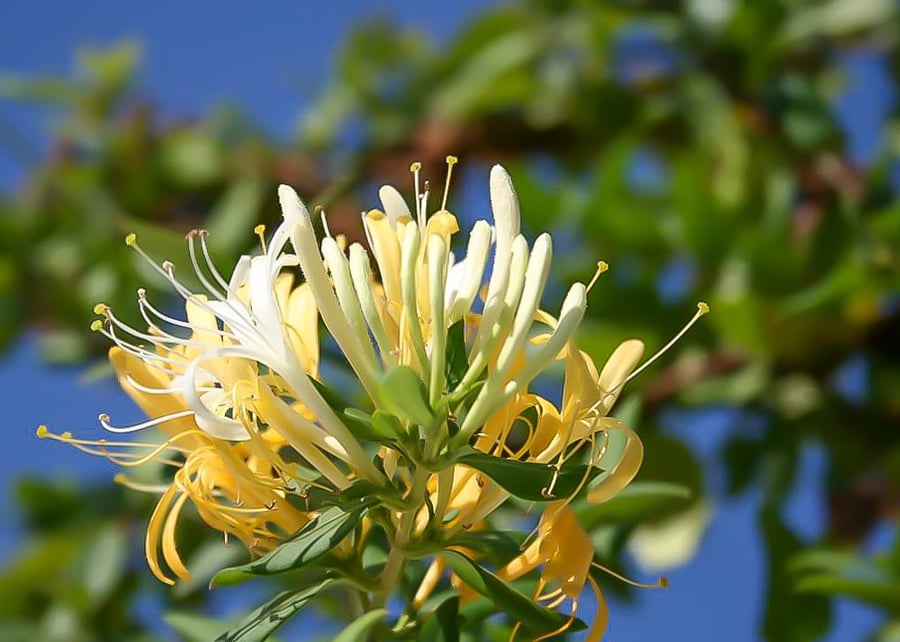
[
  {"x1": 338, "y1": 479, "x2": 404, "y2": 510},
  {"x1": 443, "y1": 551, "x2": 581, "y2": 637},
  {"x1": 341, "y1": 407, "x2": 408, "y2": 446},
  {"x1": 448, "y1": 530, "x2": 528, "y2": 566},
  {"x1": 82, "y1": 523, "x2": 128, "y2": 604},
  {"x1": 377, "y1": 365, "x2": 434, "y2": 426},
  {"x1": 444, "y1": 321, "x2": 468, "y2": 391},
  {"x1": 577, "y1": 482, "x2": 694, "y2": 528},
  {"x1": 205, "y1": 179, "x2": 265, "y2": 254},
  {"x1": 216, "y1": 579, "x2": 334, "y2": 642},
  {"x1": 165, "y1": 613, "x2": 228, "y2": 641},
  {"x1": 370, "y1": 410, "x2": 404, "y2": 441},
  {"x1": 419, "y1": 595, "x2": 460, "y2": 642},
  {"x1": 211, "y1": 506, "x2": 366, "y2": 587},
  {"x1": 794, "y1": 575, "x2": 900, "y2": 609},
  {"x1": 456, "y1": 449, "x2": 598, "y2": 502},
  {"x1": 333, "y1": 608, "x2": 388, "y2": 642}
]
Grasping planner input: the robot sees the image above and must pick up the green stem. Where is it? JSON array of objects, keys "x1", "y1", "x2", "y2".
[{"x1": 371, "y1": 465, "x2": 429, "y2": 612}]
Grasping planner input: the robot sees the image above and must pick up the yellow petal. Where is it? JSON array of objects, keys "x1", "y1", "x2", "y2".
[
  {"x1": 595, "y1": 339, "x2": 644, "y2": 415},
  {"x1": 587, "y1": 422, "x2": 644, "y2": 504},
  {"x1": 145, "y1": 485, "x2": 179, "y2": 585},
  {"x1": 162, "y1": 491, "x2": 192, "y2": 583}
]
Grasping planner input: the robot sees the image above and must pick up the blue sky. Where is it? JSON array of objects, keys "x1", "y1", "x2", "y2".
[{"x1": 0, "y1": 2, "x2": 894, "y2": 640}]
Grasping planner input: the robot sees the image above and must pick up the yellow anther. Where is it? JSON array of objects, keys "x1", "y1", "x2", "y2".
[
  {"x1": 660, "y1": 576, "x2": 670, "y2": 589},
  {"x1": 113, "y1": 473, "x2": 126, "y2": 484},
  {"x1": 90, "y1": 320, "x2": 104, "y2": 332},
  {"x1": 254, "y1": 224, "x2": 268, "y2": 252},
  {"x1": 446, "y1": 155, "x2": 458, "y2": 165},
  {"x1": 586, "y1": 261, "x2": 610, "y2": 294},
  {"x1": 98, "y1": 413, "x2": 110, "y2": 423},
  {"x1": 409, "y1": 162, "x2": 422, "y2": 172},
  {"x1": 93, "y1": 303, "x2": 109, "y2": 315},
  {"x1": 125, "y1": 233, "x2": 137, "y2": 247},
  {"x1": 60, "y1": 431, "x2": 72, "y2": 440},
  {"x1": 697, "y1": 301, "x2": 710, "y2": 315},
  {"x1": 36, "y1": 425, "x2": 49, "y2": 439}
]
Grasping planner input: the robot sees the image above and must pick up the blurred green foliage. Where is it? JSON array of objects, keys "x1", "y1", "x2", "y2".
[{"x1": 2, "y1": 0, "x2": 899, "y2": 639}]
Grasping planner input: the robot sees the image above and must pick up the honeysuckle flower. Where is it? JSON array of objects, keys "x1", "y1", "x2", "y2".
[{"x1": 39, "y1": 157, "x2": 709, "y2": 639}]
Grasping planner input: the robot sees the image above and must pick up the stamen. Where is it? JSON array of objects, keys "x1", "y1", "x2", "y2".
[
  {"x1": 254, "y1": 224, "x2": 267, "y2": 253},
  {"x1": 592, "y1": 561, "x2": 668, "y2": 589},
  {"x1": 138, "y1": 289, "x2": 237, "y2": 342},
  {"x1": 410, "y1": 162, "x2": 423, "y2": 227},
  {"x1": 197, "y1": 230, "x2": 236, "y2": 294},
  {"x1": 187, "y1": 231, "x2": 229, "y2": 301},
  {"x1": 592, "y1": 301, "x2": 710, "y2": 411},
  {"x1": 316, "y1": 206, "x2": 332, "y2": 238},
  {"x1": 586, "y1": 260, "x2": 609, "y2": 294},
  {"x1": 99, "y1": 410, "x2": 195, "y2": 434},
  {"x1": 441, "y1": 155, "x2": 458, "y2": 211}
]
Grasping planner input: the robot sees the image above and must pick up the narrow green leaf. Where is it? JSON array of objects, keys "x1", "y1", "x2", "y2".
[
  {"x1": 82, "y1": 523, "x2": 127, "y2": 603},
  {"x1": 577, "y1": 482, "x2": 693, "y2": 528},
  {"x1": 211, "y1": 506, "x2": 365, "y2": 587},
  {"x1": 419, "y1": 595, "x2": 460, "y2": 642},
  {"x1": 338, "y1": 479, "x2": 403, "y2": 510},
  {"x1": 216, "y1": 579, "x2": 334, "y2": 642},
  {"x1": 456, "y1": 449, "x2": 598, "y2": 502},
  {"x1": 448, "y1": 530, "x2": 527, "y2": 566},
  {"x1": 377, "y1": 365, "x2": 434, "y2": 426},
  {"x1": 795, "y1": 575, "x2": 900, "y2": 609},
  {"x1": 442, "y1": 550, "x2": 581, "y2": 636},
  {"x1": 333, "y1": 608, "x2": 388, "y2": 642}
]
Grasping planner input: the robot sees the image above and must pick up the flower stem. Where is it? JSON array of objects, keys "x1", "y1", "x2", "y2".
[{"x1": 371, "y1": 465, "x2": 429, "y2": 613}]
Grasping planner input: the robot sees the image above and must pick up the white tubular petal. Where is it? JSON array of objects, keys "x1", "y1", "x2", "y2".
[
  {"x1": 401, "y1": 223, "x2": 429, "y2": 373},
  {"x1": 279, "y1": 185, "x2": 379, "y2": 393},
  {"x1": 321, "y1": 237, "x2": 381, "y2": 387},
  {"x1": 428, "y1": 234, "x2": 449, "y2": 405},
  {"x1": 447, "y1": 220, "x2": 492, "y2": 323},
  {"x1": 461, "y1": 284, "x2": 586, "y2": 444},
  {"x1": 508, "y1": 282, "x2": 587, "y2": 394},
  {"x1": 227, "y1": 255, "x2": 252, "y2": 299},
  {"x1": 501, "y1": 235, "x2": 529, "y2": 312},
  {"x1": 458, "y1": 235, "x2": 529, "y2": 389},
  {"x1": 183, "y1": 360, "x2": 250, "y2": 441},
  {"x1": 348, "y1": 243, "x2": 397, "y2": 368},
  {"x1": 247, "y1": 255, "x2": 284, "y2": 350},
  {"x1": 378, "y1": 184, "x2": 412, "y2": 226},
  {"x1": 472, "y1": 165, "x2": 521, "y2": 354},
  {"x1": 489, "y1": 164, "x2": 521, "y2": 250},
  {"x1": 495, "y1": 233, "x2": 552, "y2": 374}
]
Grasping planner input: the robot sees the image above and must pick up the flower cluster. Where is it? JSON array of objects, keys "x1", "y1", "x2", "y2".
[{"x1": 39, "y1": 160, "x2": 707, "y2": 640}]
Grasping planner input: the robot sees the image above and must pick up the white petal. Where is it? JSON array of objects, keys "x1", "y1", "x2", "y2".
[
  {"x1": 183, "y1": 359, "x2": 250, "y2": 441},
  {"x1": 378, "y1": 184, "x2": 411, "y2": 226}
]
